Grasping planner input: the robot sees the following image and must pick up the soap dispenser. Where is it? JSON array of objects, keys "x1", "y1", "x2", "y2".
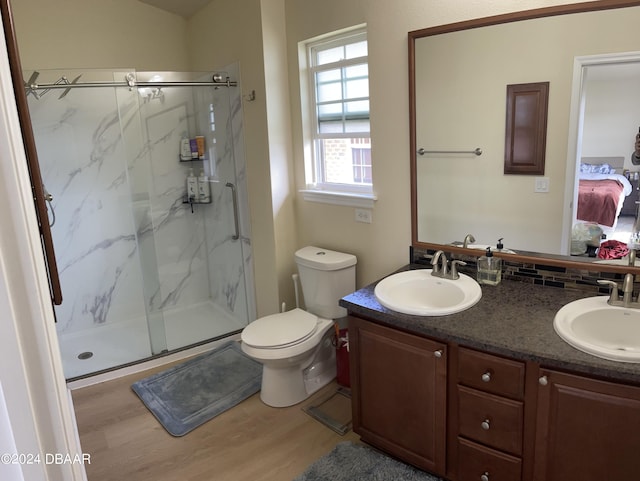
[
  {"x1": 198, "y1": 170, "x2": 211, "y2": 203},
  {"x1": 496, "y1": 238, "x2": 504, "y2": 251},
  {"x1": 186, "y1": 168, "x2": 198, "y2": 203},
  {"x1": 477, "y1": 247, "x2": 502, "y2": 286}
]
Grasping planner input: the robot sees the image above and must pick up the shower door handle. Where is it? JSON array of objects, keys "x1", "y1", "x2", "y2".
[
  {"x1": 225, "y1": 182, "x2": 240, "y2": 241},
  {"x1": 43, "y1": 186, "x2": 56, "y2": 227}
]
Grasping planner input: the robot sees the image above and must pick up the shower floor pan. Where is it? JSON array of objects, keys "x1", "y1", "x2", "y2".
[{"x1": 57, "y1": 300, "x2": 246, "y2": 379}]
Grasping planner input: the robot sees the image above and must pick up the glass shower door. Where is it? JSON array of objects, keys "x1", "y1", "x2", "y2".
[
  {"x1": 114, "y1": 71, "x2": 168, "y2": 357},
  {"x1": 26, "y1": 66, "x2": 254, "y2": 379},
  {"x1": 27, "y1": 69, "x2": 159, "y2": 378},
  {"x1": 132, "y1": 70, "x2": 253, "y2": 351}
]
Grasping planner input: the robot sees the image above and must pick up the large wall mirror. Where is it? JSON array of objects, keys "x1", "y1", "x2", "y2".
[{"x1": 409, "y1": 0, "x2": 640, "y2": 272}]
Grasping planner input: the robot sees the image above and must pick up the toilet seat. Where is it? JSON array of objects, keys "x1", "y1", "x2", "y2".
[{"x1": 241, "y1": 308, "x2": 319, "y2": 349}]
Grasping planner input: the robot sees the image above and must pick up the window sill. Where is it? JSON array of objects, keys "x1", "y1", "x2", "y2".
[{"x1": 300, "y1": 189, "x2": 377, "y2": 208}]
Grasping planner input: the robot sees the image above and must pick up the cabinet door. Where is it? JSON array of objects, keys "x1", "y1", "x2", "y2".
[
  {"x1": 349, "y1": 316, "x2": 447, "y2": 475},
  {"x1": 534, "y1": 369, "x2": 640, "y2": 481}
]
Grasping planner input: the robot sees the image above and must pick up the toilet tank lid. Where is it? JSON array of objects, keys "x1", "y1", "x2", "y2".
[{"x1": 295, "y1": 246, "x2": 357, "y2": 271}]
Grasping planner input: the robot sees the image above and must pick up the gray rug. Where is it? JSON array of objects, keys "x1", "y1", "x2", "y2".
[
  {"x1": 131, "y1": 341, "x2": 262, "y2": 437},
  {"x1": 293, "y1": 442, "x2": 442, "y2": 481}
]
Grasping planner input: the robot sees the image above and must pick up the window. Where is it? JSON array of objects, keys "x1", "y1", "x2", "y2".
[
  {"x1": 300, "y1": 27, "x2": 375, "y2": 207},
  {"x1": 351, "y1": 138, "x2": 372, "y2": 184}
]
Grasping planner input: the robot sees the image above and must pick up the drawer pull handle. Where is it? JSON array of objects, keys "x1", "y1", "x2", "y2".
[
  {"x1": 481, "y1": 419, "x2": 490, "y2": 430},
  {"x1": 434, "y1": 350, "x2": 443, "y2": 358},
  {"x1": 539, "y1": 375, "x2": 548, "y2": 386},
  {"x1": 481, "y1": 371, "x2": 491, "y2": 382},
  {"x1": 480, "y1": 472, "x2": 490, "y2": 481}
]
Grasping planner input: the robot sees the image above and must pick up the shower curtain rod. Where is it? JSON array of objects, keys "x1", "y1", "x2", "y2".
[{"x1": 25, "y1": 72, "x2": 237, "y2": 99}]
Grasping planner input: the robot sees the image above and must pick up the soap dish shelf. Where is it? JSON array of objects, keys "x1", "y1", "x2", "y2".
[{"x1": 183, "y1": 196, "x2": 212, "y2": 213}]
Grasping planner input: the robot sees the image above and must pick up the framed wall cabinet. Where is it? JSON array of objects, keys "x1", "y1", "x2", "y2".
[{"x1": 504, "y1": 82, "x2": 549, "y2": 175}]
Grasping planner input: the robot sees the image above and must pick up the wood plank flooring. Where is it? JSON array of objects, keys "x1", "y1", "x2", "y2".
[{"x1": 71, "y1": 358, "x2": 359, "y2": 481}]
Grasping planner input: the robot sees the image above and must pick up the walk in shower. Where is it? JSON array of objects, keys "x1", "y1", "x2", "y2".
[{"x1": 26, "y1": 64, "x2": 255, "y2": 379}]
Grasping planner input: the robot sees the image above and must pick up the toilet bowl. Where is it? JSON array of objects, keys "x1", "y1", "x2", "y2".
[
  {"x1": 240, "y1": 246, "x2": 357, "y2": 407},
  {"x1": 241, "y1": 308, "x2": 336, "y2": 407}
]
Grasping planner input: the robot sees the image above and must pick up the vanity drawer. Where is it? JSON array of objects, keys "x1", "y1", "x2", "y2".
[
  {"x1": 457, "y1": 437, "x2": 522, "y2": 481},
  {"x1": 457, "y1": 385, "x2": 523, "y2": 455},
  {"x1": 457, "y1": 347, "x2": 525, "y2": 399}
]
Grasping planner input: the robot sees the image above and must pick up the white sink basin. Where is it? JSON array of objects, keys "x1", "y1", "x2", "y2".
[
  {"x1": 554, "y1": 296, "x2": 640, "y2": 362},
  {"x1": 374, "y1": 269, "x2": 482, "y2": 316}
]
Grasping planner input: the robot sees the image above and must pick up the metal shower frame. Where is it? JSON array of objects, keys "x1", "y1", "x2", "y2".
[{"x1": 24, "y1": 71, "x2": 237, "y2": 99}]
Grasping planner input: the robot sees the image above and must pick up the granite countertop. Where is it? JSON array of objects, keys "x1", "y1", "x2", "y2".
[{"x1": 339, "y1": 264, "x2": 640, "y2": 384}]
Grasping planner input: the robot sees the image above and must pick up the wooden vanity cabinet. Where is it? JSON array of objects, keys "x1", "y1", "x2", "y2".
[
  {"x1": 348, "y1": 315, "x2": 447, "y2": 475},
  {"x1": 348, "y1": 314, "x2": 640, "y2": 481},
  {"x1": 533, "y1": 369, "x2": 640, "y2": 481},
  {"x1": 450, "y1": 346, "x2": 534, "y2": 481}
]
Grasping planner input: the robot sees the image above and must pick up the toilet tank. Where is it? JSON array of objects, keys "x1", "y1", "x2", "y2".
[{"x1": 295, "y1": 246, "x2": 357, "y2": 319}]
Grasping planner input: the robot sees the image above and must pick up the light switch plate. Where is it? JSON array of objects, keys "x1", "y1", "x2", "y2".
[{"x1": 534, "y1": 177, "x2": 550, "y2": 193}]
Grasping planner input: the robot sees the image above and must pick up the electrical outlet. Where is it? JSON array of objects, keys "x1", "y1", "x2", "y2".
[
  {"x1": 534, "y1": 177, "x2": 550, "y2": 193},
  {"x1": 355, "y1": 208, "x2": 372, "y2": 224}
]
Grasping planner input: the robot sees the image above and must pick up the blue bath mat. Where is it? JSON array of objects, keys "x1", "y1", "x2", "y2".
[
  {"x1": 131, "y1": 341, "x2": 262, "y2": 436},
  {"x1": 293, "y1": 442, "x2": 441, "y2": 481}
]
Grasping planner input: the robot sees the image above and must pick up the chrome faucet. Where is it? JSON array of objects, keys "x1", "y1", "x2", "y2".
[
  {"x1": 428, "y1": 250, "x2": 467, "y2": 280},
  {"x1": 430, "y1": 250, "x2": 448, "y2": 277},
  {"x1": 463, "y1": 234, "x2": 476, "y2": 248},
  {"x1": 629, "y1": 249, "x2": 637, "y2": 267},
  {"x1": 622, "y1": 273, "x2": 635, "y2": 306},
  {"x1": 598, "y1": 273, "x2": 638, "y2": 308}
]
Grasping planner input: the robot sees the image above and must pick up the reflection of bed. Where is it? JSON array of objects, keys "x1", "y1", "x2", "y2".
[
  {"x1": 576, "y1": 158, "x2": 632, "y2": 231},
  {"x1": 577, "y1": 174, "x2": 631, "y2": 227}
]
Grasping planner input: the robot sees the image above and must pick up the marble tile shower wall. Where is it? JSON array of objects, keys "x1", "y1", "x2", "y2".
[
  {"x1": 30, "y1": 71, "x2": 146, "y2": 334},
  {"x1": 29, "y1": 66, "x2": 254, "y2": 337}
]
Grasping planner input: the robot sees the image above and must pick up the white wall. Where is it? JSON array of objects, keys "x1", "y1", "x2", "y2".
[
  {"x1": 0, "y1": 383, "x2": 24, "y2": 481},
  {"x1": 582, "y1": 63, "x2": 640, "y2": 167}
]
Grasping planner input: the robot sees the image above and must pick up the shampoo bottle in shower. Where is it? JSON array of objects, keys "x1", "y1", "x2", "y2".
[
  {"x1": 180, "y1": 138, "x2": 192, "y2": 161},
  {"x1": 186, "y1": 169, "x2": 198, "y2": 202},
  {"x1": 190, "y1": 139, "x2": 199, "y2": 159},
  {"x1": 198, "y1": 170, "x2": 211, "y2": 203}
]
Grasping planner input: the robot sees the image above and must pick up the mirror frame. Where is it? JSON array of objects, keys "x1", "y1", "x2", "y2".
[{"x1": 409, "y1": 0, "x2": 640, "y2": 274}]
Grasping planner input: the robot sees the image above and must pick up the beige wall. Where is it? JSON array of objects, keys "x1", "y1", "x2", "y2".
[
  {"x1": 284, "y1": 0, "x2": 586, "y2": 288},
  {"x1": 259, "y1": 0, "x2": 299, "y2": 312},
  {"x1": 12, "y1": 0, "x2": 284, "y2": 317},
  {"x1": 187, "y1": 0, "x2": 283, "y2": 316},
  {"x1": 415, "y1": 7, "x2": 640, "y2": 254},
  {"x1": 11, "y1": 0, "x2": 189, "y2": 71},
  {"x1": 10, "y1": 0, "x2": 594, "y2": 317}
]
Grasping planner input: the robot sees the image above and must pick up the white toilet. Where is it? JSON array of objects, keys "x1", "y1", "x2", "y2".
[{"x1": 241, "y1": 246, "x2": 357, "y2": 407}]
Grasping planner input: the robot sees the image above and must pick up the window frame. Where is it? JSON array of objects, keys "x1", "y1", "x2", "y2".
[{"x1": 299, "y1": 26, "x2": 376, "y2": 207}]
